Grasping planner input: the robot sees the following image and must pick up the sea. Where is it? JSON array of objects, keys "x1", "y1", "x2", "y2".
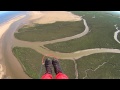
[{"x1": 0, "y1": 11, "x2": 26, "y2": 24}]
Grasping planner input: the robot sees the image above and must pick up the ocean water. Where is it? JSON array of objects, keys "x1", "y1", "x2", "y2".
[{"x1": 0, "y1": 11, "x2": 26, "y2": 24}]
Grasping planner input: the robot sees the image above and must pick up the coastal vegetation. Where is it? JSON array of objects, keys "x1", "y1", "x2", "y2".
[
  {"x1": 45, "y1": 11, "x2": 120, "y2": 53},
  {"x1": 12, "y1": 47, "x2": 75, "y2": 78},
  {"x1": 76, "y1": 53, "x2": 120, "y2": 79},
  {"x1": 14, "y1": 21, "x2": 84, "y2": 42}
]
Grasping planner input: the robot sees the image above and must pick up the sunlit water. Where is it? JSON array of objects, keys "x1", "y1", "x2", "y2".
[{"x1": 0, "y1": 11, "x2": 26, "y2": 24}]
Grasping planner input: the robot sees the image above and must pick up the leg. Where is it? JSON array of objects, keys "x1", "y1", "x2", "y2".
[
  {"x1": 41, "y1": 58, "x2": 53, "y2": 79},
  {"x1": 52, "y1": 58, "x2": 69, "y2": 79}
]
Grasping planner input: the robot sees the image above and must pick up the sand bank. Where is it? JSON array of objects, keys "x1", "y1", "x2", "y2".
[
  {"x1": 0, "y1": 15, "x2": 26, "y2": 79},
  {"x1": 27, "y1": 11, "x2": 82, "y2": 24}
]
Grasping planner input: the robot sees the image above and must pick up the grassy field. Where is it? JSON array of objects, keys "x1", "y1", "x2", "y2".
[
  {"x1": 14, "y1": 20, "x2": 85, "y2": 42},
  {"x1": 45, "y1": 11, "x2": 120, "y2": 53},
  {"x1": 76, "y1": 53, "x2": 120, "y2": 79},
  {"x1": 12, "y1": 47, "x2": 75, "y2": 79}
]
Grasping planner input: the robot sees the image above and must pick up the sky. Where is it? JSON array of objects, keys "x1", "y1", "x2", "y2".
[
  {"x1": 0, "y1": 11, "x2": 10, "y2": 14},
  {"x1": 1, "y1": 11, "x2": 120, "y2": 14},
  {"x1": 115, "y1": 11, "x2": 120, "y2": 13}
]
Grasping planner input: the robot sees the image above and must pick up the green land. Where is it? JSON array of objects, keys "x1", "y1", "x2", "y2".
[
  {"x1": 12, "y1": 47, "x2": 75, "y2": 79},
  {"x1": 12, "y1": 47, "x2": 120, "y2": 79},
  {"x1": 76, "y1": 53, "x2": 120, "y2": 79},
  {"x1": 14, "y1": 20, "x2": 85, "y2": 42},
  {"x1": 45, "y1": 11, "x2": 120, "y2": 53}
]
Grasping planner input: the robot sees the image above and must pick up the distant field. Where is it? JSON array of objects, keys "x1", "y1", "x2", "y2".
[
  {"x1": 76, "y1": 53, "x2": 120, "y2": 79},
  {"x1": 14, "y1": 20, "x2": 85, "y2": 42},
  {"x1": 12, "y1": 47, "x2": 75, "y2": 79},
  {"x1": 45, "y1": 11, "x2": 120, "y2": 53}
]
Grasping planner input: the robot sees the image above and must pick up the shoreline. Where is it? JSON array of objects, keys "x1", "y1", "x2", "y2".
[
  {"x1": 0, "y1": 15, "x2": 26, "y2": 26},
  {"x1": 0, "y1": 15, "x2": 27, "y2": 79}
]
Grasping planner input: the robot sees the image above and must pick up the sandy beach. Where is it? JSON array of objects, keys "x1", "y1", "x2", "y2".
[
  {"x1": 0, "y1": 15, "x2": 26, "y2": 78},
  {"x1": 28, "y1": 11, "x2": 82, "y2": 24}
]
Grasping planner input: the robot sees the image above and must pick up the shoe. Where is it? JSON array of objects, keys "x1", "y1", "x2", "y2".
[
  {"x1": 45, "y1": 58, "x2": 52, "y2": 74},
  {"x1": 52, "y1": 58, "x2": 62, "y2": 74}
]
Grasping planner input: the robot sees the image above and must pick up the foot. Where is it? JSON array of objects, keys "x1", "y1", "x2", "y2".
[
  {"x1": 45, "y1": 58, "x2": 52, "y2": 74},
  {"x1": 52, "y1": 58, "x2": 62, "y2": 74}
]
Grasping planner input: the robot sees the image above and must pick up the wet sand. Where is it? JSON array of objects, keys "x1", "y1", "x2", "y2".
[
  {"x1": 32, "y1": 11, "x2": 82, "y2": 24},
  {"x1": 0, "y1": 15, "x2": 31, "y2": 79}
]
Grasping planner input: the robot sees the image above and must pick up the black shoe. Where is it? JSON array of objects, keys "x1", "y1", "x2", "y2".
[
  {"x1": 45, "y1": 58, "x2": 52, "y2": 74},
  {"x1": 52, "y1": 58, "x2": 62, "y2": 74}
]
